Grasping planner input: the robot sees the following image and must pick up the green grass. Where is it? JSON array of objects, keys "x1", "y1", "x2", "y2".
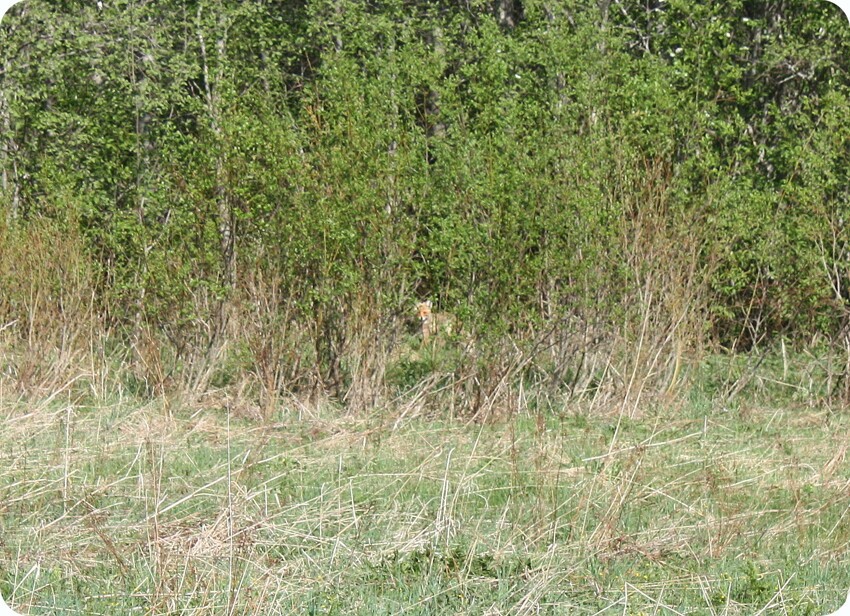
[{"x1": 1, "y1": 363, "x2": 850, "y2": 614}]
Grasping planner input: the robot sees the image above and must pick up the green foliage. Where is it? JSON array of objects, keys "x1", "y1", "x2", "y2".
[
  {"x1": 1, "y1": 0, "x2": 849, "y2": 399},
  {"x1": 734, "y1": 561, "x2": 776, "y2": 606}
]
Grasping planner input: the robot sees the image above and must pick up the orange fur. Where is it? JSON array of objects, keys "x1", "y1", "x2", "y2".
[{"x1": 416, "y1": 300, "x2": 457, "y2": 344}]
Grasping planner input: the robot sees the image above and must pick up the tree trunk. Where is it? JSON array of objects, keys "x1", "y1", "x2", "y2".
[
  {"x1": 197, "y1": 2, "x2": 235, "y2": 290},
  {"x1": 1, "y1": 50, "x2": 21, "y2": 220},
  {"x1": 193, "y1": 2, "x2": 234, "y2": 392}
]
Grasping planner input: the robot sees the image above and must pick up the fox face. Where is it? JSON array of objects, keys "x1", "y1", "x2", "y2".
[{"x1": 416, "y1": 300, "x2": 433, "y2": 324}]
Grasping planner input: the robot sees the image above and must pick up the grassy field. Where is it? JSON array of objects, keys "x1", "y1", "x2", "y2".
[{"x1": 1, "y1": 356, "x2": 850, "y2": 615}]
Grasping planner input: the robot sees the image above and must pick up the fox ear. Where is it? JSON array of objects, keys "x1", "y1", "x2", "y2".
[{"x1": 426, "y1": 300, "x2": 432, "y2": 308}]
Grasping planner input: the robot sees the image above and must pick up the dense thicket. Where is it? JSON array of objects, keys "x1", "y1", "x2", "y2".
[{"x1": 1, "y1": 0, "x2": 849, "y2": 411}]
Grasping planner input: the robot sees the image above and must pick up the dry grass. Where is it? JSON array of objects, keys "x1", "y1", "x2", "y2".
[{"x1": 1, "y1": 370, "x2": 849, "y2": 614}]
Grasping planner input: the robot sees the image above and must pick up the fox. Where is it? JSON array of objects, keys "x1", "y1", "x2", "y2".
[{"x1": 416, "y1": 300, "x2": 458, "y2": 345}]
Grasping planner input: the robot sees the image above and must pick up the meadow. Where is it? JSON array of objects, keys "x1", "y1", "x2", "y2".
[
  {"x1": 2, "y1": 352, "x2": 849, "y2": 615},
  {"x1": 3, "y1": 1, "x2": 850, "y2": 613}
]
